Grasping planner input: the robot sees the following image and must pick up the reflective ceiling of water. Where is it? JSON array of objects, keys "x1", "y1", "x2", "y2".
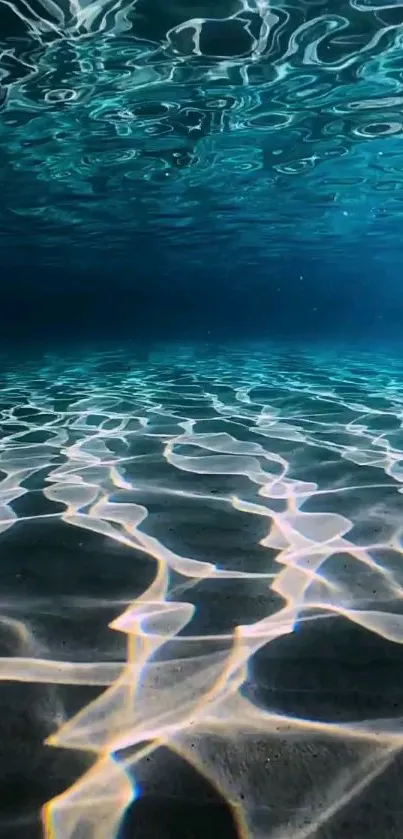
[{"x1": 1, "y1": 0, "x2": 403, "y2": 267}]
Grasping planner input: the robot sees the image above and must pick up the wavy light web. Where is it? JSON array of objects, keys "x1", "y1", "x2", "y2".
[{"x1": 1, "y1": 344, "x2": 403, "y2": 837}]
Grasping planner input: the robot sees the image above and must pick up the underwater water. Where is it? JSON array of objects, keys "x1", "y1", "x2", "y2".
[{"x1": 3, "y1": 0, "x2": 403, "y2": 838}]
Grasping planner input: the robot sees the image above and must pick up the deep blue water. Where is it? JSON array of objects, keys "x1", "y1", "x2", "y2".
[
  {"x1": 2, "y1": 0, "x2": 403, "y2": 346},
  {"x1": 2, "y1": 2, "x2": 403, "y2": 839}
]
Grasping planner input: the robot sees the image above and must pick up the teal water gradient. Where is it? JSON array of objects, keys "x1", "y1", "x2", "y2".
[{"x1": 1, "y1": 0, "x2": 403, "y2": 275}]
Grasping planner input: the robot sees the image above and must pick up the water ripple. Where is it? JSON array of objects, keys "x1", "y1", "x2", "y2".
[{"x1": 2, "y1": 1, "x2": 403, "y2": 264}]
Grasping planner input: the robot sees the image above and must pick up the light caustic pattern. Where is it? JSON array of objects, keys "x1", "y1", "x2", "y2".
[{"x1": 2, "y1": 343, "x2": 403, "y2": 838}]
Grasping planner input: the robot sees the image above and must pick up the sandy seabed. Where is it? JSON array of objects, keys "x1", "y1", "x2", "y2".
[{"x1": 0, "y1": 341, "x2": 403, "y2": 839}]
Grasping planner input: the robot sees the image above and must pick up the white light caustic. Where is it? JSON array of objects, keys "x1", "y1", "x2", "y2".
[{"x1": 0, "y1": 343, "x2": 403, "y2": 838}]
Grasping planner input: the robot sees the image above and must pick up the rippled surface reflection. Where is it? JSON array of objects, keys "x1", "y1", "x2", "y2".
[
  {"x1": 2, "y1": 0, "x2": 403, "y2": 267},
  {"x1": 1, "y1": 342, "x2": 403, "y2": 837}
]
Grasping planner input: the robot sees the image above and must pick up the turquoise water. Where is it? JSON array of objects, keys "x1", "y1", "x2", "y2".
[
  {"x1": 2, "y1": 1, "x2": 403, "y2": 837},
  {"x1": 2, "y1": 0, "x2": 403, "y2": 343}
]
